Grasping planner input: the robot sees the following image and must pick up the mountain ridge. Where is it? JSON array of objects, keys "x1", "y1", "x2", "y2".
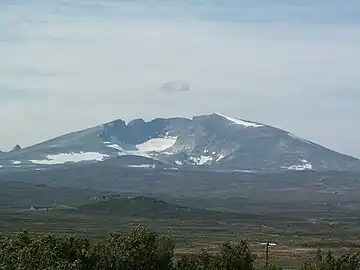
[{"x1": 0, "y1": 113, "x2": 359, "y2": 172}]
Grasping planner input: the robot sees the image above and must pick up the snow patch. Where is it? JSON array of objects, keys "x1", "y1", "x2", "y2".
[
  {"x1": 161, "y1": 151, "x2": 173, "y2": 156},
  {"x1": 216, "y1": 154, "x2": 225, "y2": 161},
  {"x1": 189, "y1": 156, "x2": 213, "y2": 165},
  {"x1": 165, "y1": 167, "x2": 179, "y2": 171},
  {"x1": 199, "y1": 156, "x2": 212, "y2": 165},
  {"x1": 136, "y1": 137, "x2": 177, "y2": 152},
  {"x1": 104, "y1": 139, "x2": 176, "y2": 159},
  {"x1": 233, "y1": 169, "x2": 253, "y2": 173},
  {"x1": 217, "y1": 113, "x2": 263, "y2": 128},
  {"x1": 175, "y1": 160, "x2": 183, "y2": 165},
  {"x1": 287, "y1": 163, "x2": 313, "y2": 171},
  {"x1": 106, "y1": 144, "x2": 124, "y2": 151},
  {"x1": 30, "y1": 152, "x2": 109, "y2": 165},
  {"x1": 128, "y1": 164, "x2": 155, "y2": 168},
  {"x1": 288, "y1": 133, "x2": 312, "y2": 144}
]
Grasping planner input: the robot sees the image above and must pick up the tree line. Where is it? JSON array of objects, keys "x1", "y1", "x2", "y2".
[{"x1": 0, "y1": 225, "x2": 358, "y2": 269}]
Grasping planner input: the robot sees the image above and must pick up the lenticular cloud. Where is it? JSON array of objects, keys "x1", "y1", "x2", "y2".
[{"x1": 160, "y1": 80, "x2": 191, "y2": 92}]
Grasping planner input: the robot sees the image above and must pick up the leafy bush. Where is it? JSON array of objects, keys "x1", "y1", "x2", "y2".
[
  {"x1": 0, "y1": 226, "x2": 358, "y2": 269},
  {"x1": 92, "y1": 225, "x2": 174, "y2": 269},
  {"x1": 300, "y1": 249, "x2": 360, "y2": 270},
  {"x1": 0, "y1": 225, "x2": 173, "y2": 270},
  {"x1": 175, "y1": 241, "x2": 255, "y2": 270}
]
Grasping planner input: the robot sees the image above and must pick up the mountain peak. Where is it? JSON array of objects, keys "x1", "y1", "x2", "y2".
[{"x1": 10, "y1": 144, "x2": 22, "y2": 152}]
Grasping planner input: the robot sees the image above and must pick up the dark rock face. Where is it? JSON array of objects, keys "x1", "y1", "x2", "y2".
[{"x1": 99, "y1": 118, "x2": 169, "y2": 145}]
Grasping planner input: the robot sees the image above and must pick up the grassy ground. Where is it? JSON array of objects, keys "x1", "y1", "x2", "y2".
[{"x1": 0, "y1": 177, "x2": 360, "y2": 269}]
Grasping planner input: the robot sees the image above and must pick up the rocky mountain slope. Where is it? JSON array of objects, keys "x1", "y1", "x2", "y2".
[{"x1": 1, "y1": 113, "x2": 359, "y2": 172}]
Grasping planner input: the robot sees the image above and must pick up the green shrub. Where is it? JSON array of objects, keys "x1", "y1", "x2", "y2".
[
  {"x1": 300, "y1": 249, "x2": 360, "y2": 270},
  {"x1": 0, "y1": 226, "x2": 358, "y2": 270},
  {"x1": 175, "y1": 241, "x2": 255, "y2": 270}
]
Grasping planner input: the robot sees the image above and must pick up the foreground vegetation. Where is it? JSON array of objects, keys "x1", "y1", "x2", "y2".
[{"x1": 0, "y1": 225, "x2": 359, "y2": 270}]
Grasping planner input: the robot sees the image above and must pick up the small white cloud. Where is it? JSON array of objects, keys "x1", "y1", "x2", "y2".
[{"x1": 160, "y1": 80, "x2": 191, "y2": 92}]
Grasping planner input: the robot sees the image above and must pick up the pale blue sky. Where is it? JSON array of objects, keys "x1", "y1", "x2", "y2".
[{"x1": 1, "y1": 1, "x2": 360, "y2": 157}]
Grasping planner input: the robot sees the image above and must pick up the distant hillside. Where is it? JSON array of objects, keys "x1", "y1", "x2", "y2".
[{"x1": 78, "y1": 196, "x2": 228, "y2": 219}]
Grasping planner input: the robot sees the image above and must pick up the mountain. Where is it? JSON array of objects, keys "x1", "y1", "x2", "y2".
[
  {"x1": 0, "y1": 113, "x2": 359, "y2": 172},
  {"x1": 10, "y1": 144, "x2": 22, "y2": 152}
]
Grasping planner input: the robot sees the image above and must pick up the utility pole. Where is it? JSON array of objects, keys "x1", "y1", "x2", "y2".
[
  {"x1": 265, "y1": 242, "x2": 269, "y2": 264},
  {"x1": 260, "y1": 242, "x2": 276, "y2": 264}
]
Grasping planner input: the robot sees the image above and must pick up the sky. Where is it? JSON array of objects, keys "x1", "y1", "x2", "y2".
[{"x1": 1, "y1": 0, "x2": 360, "y2": 157}]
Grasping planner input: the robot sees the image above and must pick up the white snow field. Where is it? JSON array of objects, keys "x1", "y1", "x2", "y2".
[
  {"x1": 30, "y1": 152, "x2": 109, "y2": 165},
  {"x1": 216, "y1": 113, "x2": 264, "y2": 128}
]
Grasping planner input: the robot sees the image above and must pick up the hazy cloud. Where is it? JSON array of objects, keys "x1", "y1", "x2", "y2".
[
  {"x1": 1, "y1": 0, "x2": 360, "y2": 156},
  {"x1": 160, "y1": 81, "x2": 191, "y2": 93}
]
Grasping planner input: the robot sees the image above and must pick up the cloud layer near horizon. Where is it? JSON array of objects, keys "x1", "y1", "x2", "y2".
[{"x1": 1, "y1": 0, "x2": 360, "y2": 156}]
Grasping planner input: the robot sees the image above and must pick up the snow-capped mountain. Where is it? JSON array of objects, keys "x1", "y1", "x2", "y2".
[
  {"x1": 10, "y1": 144, "x2": 22, "y2": 152},
  {"x1": 1, "y1": 113, "x2": 360, "y2": 172}
]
